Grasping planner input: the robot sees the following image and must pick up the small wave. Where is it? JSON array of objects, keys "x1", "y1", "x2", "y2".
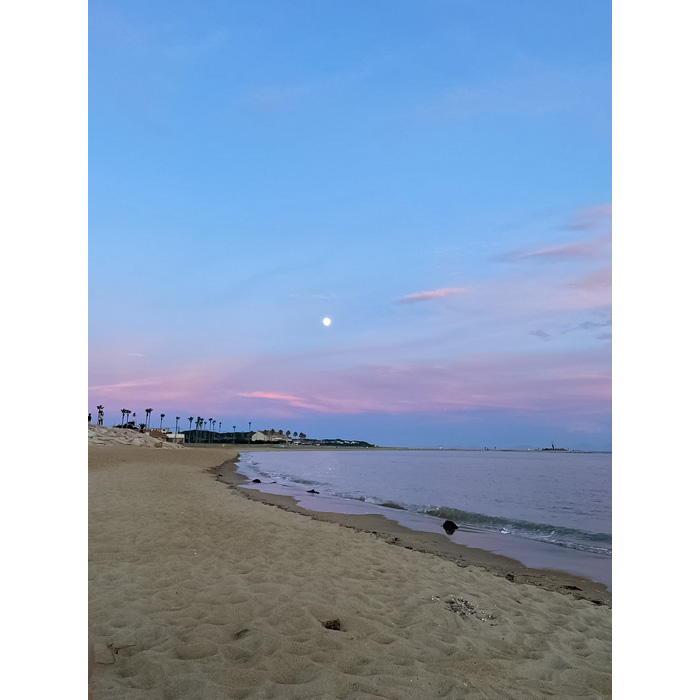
[
  {"x1": 420, "y1": 505, "x2": 611, "y2": 556},
  {"x1": 377, "y1": 501, "x2": 407, "y2": 510},
  {"x1": 288, "y1": 477, "x2": 321, "y2": 486}
]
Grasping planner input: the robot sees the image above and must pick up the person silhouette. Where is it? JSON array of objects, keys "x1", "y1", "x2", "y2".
[{"x1": 88, "y1": 413, "x2": 92, "y2": 423}]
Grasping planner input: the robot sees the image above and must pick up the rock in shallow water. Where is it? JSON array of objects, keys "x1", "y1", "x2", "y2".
[{"x1": 442, "y1": 520, "x2": 459, "y2": 535}]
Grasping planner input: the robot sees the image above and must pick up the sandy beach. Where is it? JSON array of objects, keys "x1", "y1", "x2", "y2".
[{"x1": 89, "y1": 432, "x2": 612, "y2": 698}]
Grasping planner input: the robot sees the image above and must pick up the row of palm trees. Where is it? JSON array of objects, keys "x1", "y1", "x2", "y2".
[
  {"x1": 106, "y1": 407, "x2": 306, "y2": 444},
  {"x1": 117, "y1": 408, "x2": 179, "y2": 434},
  {"x1": 260, "y1": 429, "x2": 307, "y2": 440}
]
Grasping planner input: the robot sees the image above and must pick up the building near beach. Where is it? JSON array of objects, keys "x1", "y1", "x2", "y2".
[{"x1": 251, "y1": 431, "x2": 287, "y2": 443}]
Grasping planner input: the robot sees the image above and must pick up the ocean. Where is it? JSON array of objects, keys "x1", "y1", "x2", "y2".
[{"x1": 236, "y1": 448, "x2": 612, "y2": 589}]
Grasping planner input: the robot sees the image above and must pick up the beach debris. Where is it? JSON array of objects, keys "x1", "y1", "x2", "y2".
[
  {"x1": 103, "y1": 642, "x2": 137, "y2": 663},
  {"x1": 442, "y1": 520, "x2": 459, "y2": 535},
  {"x1": 252, "y1": 479, "x2": 261, "y2": 483},
  {"x1": 505, "y1": 573, "x2": 516, "y2": 581},
  {"x1": 444, "y1": 595, "x2": 496, "y2": 622},
  {"x1": 233, "y1": 628, "x2": 250, "y2": 640},
  {"x1": 322, "y1": 619, "x2": 342, "y2": 631},
  {"x1": 307, "y1": 489, "x2": 319, "y2": 494}
]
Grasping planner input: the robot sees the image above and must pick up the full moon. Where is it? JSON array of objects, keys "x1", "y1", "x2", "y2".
[{"x1": 322, "y1": 317, "x2": 332, "y2": 326}]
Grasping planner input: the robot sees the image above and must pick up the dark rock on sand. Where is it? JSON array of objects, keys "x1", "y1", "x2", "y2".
[
  {"x1": 322, "y1": 619, "x2": 342, "y2": 630},
  {"x1": 252, "y1": 479, "x2": 261, "y2": 483},
  {"x1": 307, "y1": 489, "x2": 319, "y2": 494},
  {"x1": 442, "y1": 520, "x2": 459, "y2": 535}
]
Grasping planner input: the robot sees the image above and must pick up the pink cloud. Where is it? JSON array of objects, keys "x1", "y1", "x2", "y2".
[
  {"x1": 238, "y1": 391, "x2": 325, "y2": 412},
  {"x1": 567, "y1": 203, "x2": 612, "y2": 231},
  {"x1": 238, "y1": 389, "x2": 390, "y2": 415},
  {"x1": 499, "y1": 234, "x2": 611, "y2": 263},
  {"x1": 399, "y1": 287, "x2": 468, "y2": 304}
]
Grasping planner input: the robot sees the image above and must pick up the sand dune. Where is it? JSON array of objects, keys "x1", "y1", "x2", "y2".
[
  {"x1": 88, "y1": 425, "x2": 184, "y2": 449},
  {"x1": 89, "y1": 445, "x2": 611, "y2": 699}
]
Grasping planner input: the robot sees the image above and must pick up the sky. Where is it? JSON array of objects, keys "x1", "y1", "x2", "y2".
[{"x1": 88, "y1": 0, "x2": 612, "y2": 449}]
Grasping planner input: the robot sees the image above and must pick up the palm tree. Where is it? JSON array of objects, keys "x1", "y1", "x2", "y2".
[
  {"x1": 160, "y1": 413, "x2": 165, "y2": 429},
  {"x1": 145, "y1": 408, "x2": 153, "y2": 428},
  {"x1": 293, "y1": 431, "x2": 298, "y2": 438},
  {"x1": 299, "y1": 432, "x2": 306, "y2": 440},
  {"x1": 126, "y1": 410, "x2": 132, "y2": 425},
  {"x1": 120, "y1": 409, "x2": 127, "y2": 427},
  {"x1": 175, "y1": 417, "x2": 180, "y2": 435},
  {"x1": 188, "y1": 416, "x2": 194, "y2": 431}
]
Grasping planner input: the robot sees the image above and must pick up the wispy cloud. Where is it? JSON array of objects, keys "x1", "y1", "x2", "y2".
[
  {"x1": 566, "y1": 204, "x2": 612, "y2": 231},
  {"x1": 238, "y1": 391, "x2": 321, "y2": 412},
  {"x1": 566, "y1": 268, "x2": 612, "y2": 308},
  {"x1": 497, "y1": 234, "x2": 611, "y2": 263},
  {"x1": 560, "y1": 318, "x2": 612, "y2": 335},
  {"x1": 238, "y1": 390, "x2": 383, "y2": 415},
  {"x1": 398, "y1": 287, "x2": 468, "y2": 304}
]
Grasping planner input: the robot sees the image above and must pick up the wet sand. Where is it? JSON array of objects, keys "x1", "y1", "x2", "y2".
[{"x1": 215, "y1": 456, "x2": 611, "y2": 606}]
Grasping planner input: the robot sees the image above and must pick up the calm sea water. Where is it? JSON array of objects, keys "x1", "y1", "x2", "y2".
[{"x1": 237, "y1": 449, "x2": 612, "y2": 587}]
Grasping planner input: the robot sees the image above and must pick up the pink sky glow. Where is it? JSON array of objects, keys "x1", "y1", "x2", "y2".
[{"x1": 89, "y1": 345, "x2": 610, "y2": 424}]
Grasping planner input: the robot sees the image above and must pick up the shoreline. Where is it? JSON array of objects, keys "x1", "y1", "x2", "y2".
[
  {"x1": 212, "y1": 450, "x2": 611, "y2": 608},
  {"x1": 90, "y1": 444, "x2": 611, "y2": 697}
]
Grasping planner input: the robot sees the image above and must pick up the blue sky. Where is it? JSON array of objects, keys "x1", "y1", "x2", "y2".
[{"x1": 89, "y1": 0, "x2": 612, "y2": 449}]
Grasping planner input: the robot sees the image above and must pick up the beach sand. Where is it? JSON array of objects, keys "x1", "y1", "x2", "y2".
[{"x1": 89, "y1": 439, "x2": 612, "y2": 698}]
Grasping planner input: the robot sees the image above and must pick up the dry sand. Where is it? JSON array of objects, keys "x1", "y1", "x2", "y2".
[{"x1": 89, "y1": 437, "x2": 612, "y2": 699}]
